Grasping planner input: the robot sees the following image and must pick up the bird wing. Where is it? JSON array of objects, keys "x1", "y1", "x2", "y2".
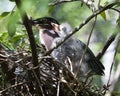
[
  {"x1": 77, "y1": 40, "x2": 105, "y2": 75},
  {"x1": 51, "y1": 37, "x2": 104, "y2": 75}
]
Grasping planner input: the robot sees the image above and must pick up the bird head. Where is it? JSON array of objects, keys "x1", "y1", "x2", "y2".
[
  {"x1": 32, "y1": 17, "x2": 60, "y2": 32},
  {"x1": 32, "y1": 17, "x2": 61, "y2": 50}
]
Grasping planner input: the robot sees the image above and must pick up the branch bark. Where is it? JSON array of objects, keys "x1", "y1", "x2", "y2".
[
  {"x1": 14, "y1": 0, "x2": 38, "y2": 69},
  {"x1": 14, "y1": 0, "x2": 43, "y2": 95},
  {"x1": 96, "y1": 33, "x2": 116, "y2": 60}
]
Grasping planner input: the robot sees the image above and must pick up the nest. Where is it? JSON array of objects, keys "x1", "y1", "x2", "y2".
[{"x1": 0, "y1": 43, "x2": 104, "y2": 96}]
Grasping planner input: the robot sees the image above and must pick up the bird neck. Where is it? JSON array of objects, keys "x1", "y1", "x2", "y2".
[{"x1": 39, "y1": 29, "x2": 59, "y2": 50}]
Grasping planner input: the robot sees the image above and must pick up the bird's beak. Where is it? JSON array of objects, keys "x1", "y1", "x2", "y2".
[
  {"x1": 51, "y1": 23, "x2": 60, "y2": 32},
  {"x1": 31, "y1": 20, "x2": 41, "y2": 29},
  {"x1": 31, "y1": 20, "x2": 38, "y2": 26}
]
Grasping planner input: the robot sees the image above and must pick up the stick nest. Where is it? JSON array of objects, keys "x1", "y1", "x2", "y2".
[{"x1": 0, "y1": 43, "x2": 104, "y2": 96}]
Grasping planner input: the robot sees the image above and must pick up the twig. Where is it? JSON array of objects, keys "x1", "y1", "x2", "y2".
[
  {"x1": 107, "y1": 34, "x2": 119, "y2": 86},
  {"x1": 32, "y1": 70, "x2": 45, "y2": 96},
  {"x1": 57, "y1": 81, "x2": 60, "y2": 96},
  {"x1": 0, "y1": 82, "x2": 27, "y2": 94},
  {"x1": 76, "y1": 16, "x2": 97, "y2": 77},
  {"x1": 103, "y1": 34, "x2": 119, "y2": 95},
  {"x1": 96, "y1": 33, "x2": 116, "y2": 60},
  {"x1": 111, "y1": 63, "x2": 120, "y2": 91},
  {"x1": 111, "y1": 8, "x2": 120, "y2": 13},
  {"x1": 49, "y1": 0, "x2": 95, "y2": 9},
  {"x1": 96, "y1": 6, "x2": 120, "y2": 59},
  {"x1": 49, "y1": 0, "x2": 80, "y2": 6}
]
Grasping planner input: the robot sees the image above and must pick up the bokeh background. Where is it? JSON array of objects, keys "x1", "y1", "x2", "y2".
[{"x1": 0, "y1": 0, "x2": 120, "y2": 95}]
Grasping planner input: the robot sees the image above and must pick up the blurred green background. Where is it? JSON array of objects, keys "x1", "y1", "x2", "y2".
[{"x1": 0, "y1": 0, "x2": 120, "y2": 95}]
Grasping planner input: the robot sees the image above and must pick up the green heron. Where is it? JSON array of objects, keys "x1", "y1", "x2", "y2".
[{"x1": 32, "y1": 17, "x2": 104, "y2": 76}]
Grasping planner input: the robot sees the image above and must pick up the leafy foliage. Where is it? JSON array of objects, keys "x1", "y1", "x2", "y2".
[{"x1": 0, "y1": 0, "x2": 120, "y2": 96}]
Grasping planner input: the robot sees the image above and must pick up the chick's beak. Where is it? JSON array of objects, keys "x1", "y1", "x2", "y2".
[
  {"x1": 51, "y1": 23, "x2": 60, "y2": 32},
  {"x1": 31, "y1": 20, "x2": 41, "y2": 29},
  {"x1": 31, "y1": 20, "x2": 38, "y2": 26}
]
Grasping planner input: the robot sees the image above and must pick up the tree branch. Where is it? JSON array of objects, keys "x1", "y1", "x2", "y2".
[
  {"x1": 0, "y1": 82, "x2": 27, "y2": 94},
  {"x1": 76, "y1": 16, "x2": 97, "y2": 77},
  {"x1": 14, "y1": 0, "x2": 43, "y2": 95},
  {"x1": 49, "y1": 0, "x2": 92, "y2": 6},
  {"x1": 14, "y1": 0, "x2": 38, "y2": 68},
  {"x1": 103, "y1": 34, "x2": 119, "y2": 95},
  {"x1": 96, "y1": 33, "x2": 116, "y2": 60},
  {"x1": 49, "y1": 0, "x2": 80, "y2": 6}
]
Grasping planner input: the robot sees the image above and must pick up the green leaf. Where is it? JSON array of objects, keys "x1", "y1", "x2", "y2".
[
  {"x1": 100, "y1": 11, "x2": 106, "y2": 20},
  {"x1": 10, "y1": 35, "x2": 24, "y2": 43},
  {"x1": 10, "y1": 34, "x2": 25, "y2": 48},
  {"x1": 0, "y1": 12, "x2": 10, "y2": 19},
  {"x1": 0, "y1": 32, "x2": 8, "y2": 41},
  {"x1": 7, "y1": 11, "x2": 19, "y2": 37},
  {"x1": 7, "y1": 21, "x2": 16, "y2": 37}
]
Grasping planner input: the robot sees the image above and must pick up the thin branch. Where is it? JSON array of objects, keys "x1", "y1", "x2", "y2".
[
  {"x1": 57, "y1": 81, "x2": 60, "y2": 96},
  {"x1": 96, "y1": 6, "x2": 120, "y2": 60},
  {"x1": 111, "y1": 7, "x2": 120, "y2": 13},
  {"x1": 103, "y1": 34, "x2": 119, "y2": 95},
  {"x1": 107, "y1": 35, "x2": 119, "y2": 86},
  {"x1": 96, "y1": 33, "x2": 116, "y2": 60},
  {"x1": 76, "y1": 16, "x2": 97, "y2": 77},
  {"x1": 0, "y1": 82, "x2": 27, "y2": 94},
  {"x1": 49, "y1": 0, "x2": 80, "y2": 6},
  {"x1": 49, "y1": 0, "x2": 95, "y2": 9},
  {"x1": 111, "y1": 63, "x2": 120, "y2": 91}
]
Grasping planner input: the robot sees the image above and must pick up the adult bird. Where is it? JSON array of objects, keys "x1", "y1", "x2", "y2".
[{"x1": 32, "y1": 17, "x2": 104, "y2": 77}]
